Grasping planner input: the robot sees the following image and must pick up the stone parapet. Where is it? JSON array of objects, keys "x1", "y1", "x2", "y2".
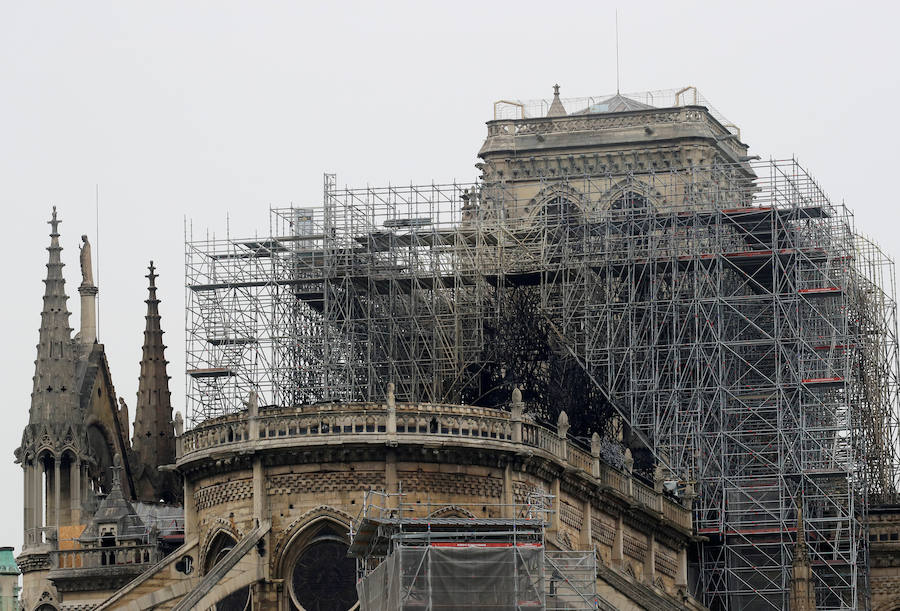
[
  {"x1": 481, "y1": 105, "x2": 748, "y2": 163},
  {"x1": 178, "y1": 402, "x2": 691, "y2": 531}
]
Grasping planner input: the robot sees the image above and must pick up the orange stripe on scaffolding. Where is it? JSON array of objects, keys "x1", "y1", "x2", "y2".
[
  {"x1": 802, "y1": 377, "x2": 844, "y2": 385},
  {"x1": 699, "y1": 527, "x2": 798, "y2": 536},
  {"x1": 429, "y1": 542, "x2": 542, "y2": 548}
]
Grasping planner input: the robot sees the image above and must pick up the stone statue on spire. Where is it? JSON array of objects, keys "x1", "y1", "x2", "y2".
[{"x1": 79, "y1": 234, "x2": 94, "y2": 286}]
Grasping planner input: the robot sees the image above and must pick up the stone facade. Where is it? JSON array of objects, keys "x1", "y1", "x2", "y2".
[
  {"x1": 475, "y1": 87, "x2": 754, "y2": 227},
  {"x1": 870, "y1": 503, "x2": 900, "y2": 611},
  {"x1": 164, "y1": 399, "x2": 700, "y2": 610}
]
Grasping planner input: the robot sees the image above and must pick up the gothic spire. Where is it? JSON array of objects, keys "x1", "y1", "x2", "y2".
[
  {"x1": 547, "y1": 83, "x2": 567, "y2": 117},
  {"x1": 789, "y1": 500, "x2": 816, "y2": 611},
  {"x1": 29, "y1": 206, "x2": 78, "y2": 425},
  {"x1": 132, "y1": 261, "x2": 176, "y2": 475}
]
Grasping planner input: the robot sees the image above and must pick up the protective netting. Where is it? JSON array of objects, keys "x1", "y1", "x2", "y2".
[{"x1": 358, "y1": 545, "x2": 546, "y2": 610}]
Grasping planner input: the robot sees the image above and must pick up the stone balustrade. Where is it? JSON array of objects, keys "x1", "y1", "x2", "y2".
[
  {"x1": 485, "y1": 106, "x2": 746, "y2": 160},
  {"x1": 179, "y1": 402, "x2": 691, "y2": 530},
  {"x1": 51, "y1": 544, "x2": 159, "y2": 571},
  {"x1": 23, "y1": 526, "x2": 57, "y2": 549}
]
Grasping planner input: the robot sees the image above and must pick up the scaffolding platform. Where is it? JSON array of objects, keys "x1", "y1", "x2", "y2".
[{"x1": 350, "y1": 492, "x2": 599, "y2": 611}]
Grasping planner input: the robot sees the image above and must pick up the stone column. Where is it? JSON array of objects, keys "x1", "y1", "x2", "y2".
[
  {"x1": 590, "y1": 433, "x2": 601, "y2": 479},
  {"x1": 502, "y1": 463, "x2": 514, "y2": 518},
  {"x1": 54, "y1": 456, "x2": 61, "y2": 532},
  {"x1": 183, "y1": 478, "x2": 197, "y2": 537},
  {"x1": 385, "y1": 449, "x2": 399, "y2": 510},
  {"x1": 676, "y1": 548, "x2": 688, "y2": 588},
  {"x1": 33, "y1": 459, "x2": 43, "y2": 534},
  {"x1": 612, "y1": 514, "x2": 624, "y2": 569},
  {"x1": 510, "y1": 388, "x2": 523, "y2": 443},
  {"x1": 71, "y1": 458, "x2": 81, "y2": 524},
  {"x1": 645, "y1": 535, "x2": 657, "y2": 585},
  {"x1": 253, "y1": 458, "x2": 266, "y2": 524},
  {"x1": 246, "y1": 391, "x2": 267, "y2": 525},
  {"x1": 81, "y1": 462, "x2": 90, "y2": 513},
  {"x1": 23, "y1": 463, "x2": 32, "y2": 541},
  {"x1": 79, "y1": 285, "x2": 99, "y2": 345},
  {"x1": 386, "y1": 383, "x2": 397, "y2": 435},
  {"x1": 624, "y1": 448, "x2": 634, "y2": 498},
  {"x1": 550, "y1": 478, "x2": 561, "y2": 538},
  {"x1": 580, "y1": 498, "x2": 592, "y2": 549},
  {"x1": 556, "y1": 411, "x2": 569, "y2": 463}
]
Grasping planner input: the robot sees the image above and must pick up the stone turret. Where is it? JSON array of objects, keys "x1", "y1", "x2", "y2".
[
  {"x1": 16, "y1": 208, "x2": 95, "y2": 609},
  {"x1": 17, "y1": 208, "x2": 83, "y2": 547},
  {"x1": 130, "y1": 261, "x2": 179, "y2": 503},
  {"x1": 29, "y1": 207, "x2": 79, "y2": 427}
]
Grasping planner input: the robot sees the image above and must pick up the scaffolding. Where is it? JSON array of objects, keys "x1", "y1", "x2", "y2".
[
  {"x1": 349, "y1": 490, "x2": 599, "y2": 611},
  {"x1": 185, "y1": 159, "x2": 900, "y2": 609}
]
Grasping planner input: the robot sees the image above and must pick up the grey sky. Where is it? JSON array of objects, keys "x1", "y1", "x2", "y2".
[{"x1": 2, "y1": 1, "x2": 898, "y2": 553}]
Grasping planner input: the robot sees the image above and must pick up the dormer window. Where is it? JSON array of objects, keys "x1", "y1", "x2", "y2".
[{"x1": 99, "y1": 525, "x2": 117, "y2": 547}]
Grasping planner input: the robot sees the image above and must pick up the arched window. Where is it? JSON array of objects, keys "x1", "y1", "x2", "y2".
[
  {"x1": 205, "y1": 532, "x2": 250, "y2": 611},
  {"x1": 609, "y1": 189, "x2": 652, "y2": 245},
  {"x1": 610, "y1": 189, "x2": 649, "y2": 213},
  {"x1": 541, "y1": 196, "x2": 581, "y2": 227},
  {"x1": 288, "y1": 523, "x2": 357, "y2": 611}
]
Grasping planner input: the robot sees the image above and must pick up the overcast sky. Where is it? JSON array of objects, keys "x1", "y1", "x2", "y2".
[{"x1": 2, "y1": 1, "x2": 898, "y2": 554}]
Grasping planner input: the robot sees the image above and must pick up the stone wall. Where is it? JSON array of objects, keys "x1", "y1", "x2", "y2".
[{"x1": 177, "y1": 401, "x2": 695, "y2": 610}]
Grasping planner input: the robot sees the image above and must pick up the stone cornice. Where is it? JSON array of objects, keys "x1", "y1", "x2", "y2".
[{"x1": 480, "y1": 106, "x2": 749, "y2": 165}]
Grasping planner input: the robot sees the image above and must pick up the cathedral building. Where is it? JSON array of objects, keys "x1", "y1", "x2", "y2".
[{"x1": 14, "y1": 86, "x2": 900, "y2": 611}]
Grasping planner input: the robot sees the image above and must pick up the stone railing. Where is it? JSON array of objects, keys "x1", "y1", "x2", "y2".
[
  {"x1": 23, "y1": 526, "x2": 57, "y2": 550},
  {"x1": 181, "y1": 403, "x2": 513, "y2": 454},
  {"x1": 51, "y1": 544, "x2": 159, "y2": 571},
  {"x1": 485, "y1": 106, "x2": 746, "y2": 160},
  {"x1": 180, "y1": 402, "x2": 691, "y2": 530}
]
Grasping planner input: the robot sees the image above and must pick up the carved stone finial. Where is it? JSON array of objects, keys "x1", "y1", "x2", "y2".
[
  {"x1": 654, "y1": 462, "x2": 665, "y2": 492},
  {"x1": 48, "y1": 206, "x2": 60, "y2": 235},
  {"x1": 557, "y1": 410, "x2": 570, "y2": 439},
  {"x1": 173, "y1": 411, "x2": 184, "y2": 437},
  {"x1": 547, "y1": 85, "x2": 568, "y2": 117},
  {"x1": 111, "y1": 453, "x2": 123, "y2": 488},
  {"x1": 591, "y1": 432, "x2": 601, "y2": 457},
  {"x1": 386, "y1": 382, "x2": 396, "y2": 410},
  {"x1": 247, "y1": 390, "x2": 259, "y2": 417},
  {"x1": 147, "y1": 260, "x2": 158, "y2": 288},
  {"x1": 79, "y1": 234, "x2": 94, "y2": 286},
  {"x1": 623, "y1": 447, "x2": 634, "y2": 474},
  {"x1": 509, "y1": 387, "x2": 524, "y2": 423}
]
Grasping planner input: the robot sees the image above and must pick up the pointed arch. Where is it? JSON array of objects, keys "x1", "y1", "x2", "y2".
[
  {"x1": 600, "y1": 178, "x2": 659, "y2": 213},
  {"x1": 427, "y1": 505, "x2": 476, "y2": 519},
  {"x1": 199, "y1": 518, "x2": 244, "y2": 576},
  {"x1": 274, "y1": 506, "x2": 356, "y2": 611},
  {"x1": 527, "y1": 183, "x2": 587, "y2": 226}
]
